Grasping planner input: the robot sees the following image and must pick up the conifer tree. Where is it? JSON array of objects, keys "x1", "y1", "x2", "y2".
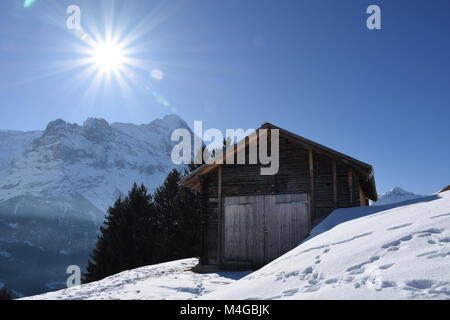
[
  {"x1": 154, "y1": 169, "x2": 202, "y2": 260},
  {"x1": 0, "y1": 287, "x2": 12, "y2": 300},
  {"x1": 83, "y1": 169, "x2": 202, "y2": 283},
  {"x1": 83, "y1": 183, "x2": 159, "y2": 283},
  {"x1": 177, "y1": 179, "x2": 202, "y2": 257},
  {"x1": 154, "y1": 169, "x2": 183, "y2": 259}
]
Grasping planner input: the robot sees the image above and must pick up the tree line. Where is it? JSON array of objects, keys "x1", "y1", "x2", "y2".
[{"x1": 83, "y1": 167, "x2": 202, "y2": 283}]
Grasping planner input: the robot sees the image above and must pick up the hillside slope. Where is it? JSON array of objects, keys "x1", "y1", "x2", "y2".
[
  {"x1": 0, "y1": 114, "x2": 190, "y2": 296},
  {"x1": 24, "y1": 191, "x2": 450, "y2": 300},
  {"x1": 23, "y1": 259, "x2": 250, "y2": 300},
  {"x1": 204, "y1": 191, "x2": 450, "y2": 300}
]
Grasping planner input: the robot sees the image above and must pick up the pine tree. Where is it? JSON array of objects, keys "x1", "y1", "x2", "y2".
[
  {"x1": 83, "y1": 183, "x2": 160, "y2": 283},
  {"x1": 153, "y1": 169, "x2": 202, "y2": 260},
  {"x1": 0, "y1": 287, "x2": 12, "y2": 300},
  {"x1": 154, "y1": 169, "x2": 182, "y2": 259},
  {"x1": 177, "y1": 179, "x2": 202, "y2": 257},
  {"x1": 83, "y1": 170, "x2": 203, "y2": 283}
]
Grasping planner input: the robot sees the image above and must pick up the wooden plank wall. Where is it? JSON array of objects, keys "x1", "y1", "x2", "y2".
[
  {"x1": 222, "y1": 194, "x2": 310, "y2": 269},
  {"x1": 201, "y1": 134, "x2": 365, "y2": 265},
  {"x1": 264, "y1": 194, "x2": 310, "y2": 264}
]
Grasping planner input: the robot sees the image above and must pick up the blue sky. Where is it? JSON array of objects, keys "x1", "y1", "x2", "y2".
[{"x1": 0, "y1": 0, "x2": 449, "y2": 195}]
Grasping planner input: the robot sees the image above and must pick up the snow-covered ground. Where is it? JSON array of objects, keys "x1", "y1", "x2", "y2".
[
  {"x1": 24, "y1": 191, "x2": 450, "y2": 300},
  {"x1": 23, "y1": 259, "x2": 250, "y2": 300},
  {"x1": 205, "y1": 191, "x2": 450, "y2": 300}
]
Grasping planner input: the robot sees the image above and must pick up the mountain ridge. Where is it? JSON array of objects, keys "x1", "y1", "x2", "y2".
[
  {"x1": 0, "y1": 114, "x2": 190, "y2": 210},
  {"x1": 0, "y1": 114, "x2": 190, "y2": 296}
]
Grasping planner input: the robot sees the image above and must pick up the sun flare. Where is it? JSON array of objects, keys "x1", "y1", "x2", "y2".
[{"x1": 92, "y1": 42, "x2": 125, "y2": 71}]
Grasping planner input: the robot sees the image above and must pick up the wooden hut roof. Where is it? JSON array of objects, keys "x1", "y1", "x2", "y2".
[{"x1": 180, "y1": 122, "x2": 378, "y2": 201}]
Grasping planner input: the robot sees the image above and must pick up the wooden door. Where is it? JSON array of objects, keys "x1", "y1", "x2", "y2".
[
  {"x1": 223, "y1": 193, "x2": 310, "y2": 268},
  {"x1": 263, "y1": 194, "x2": 310, "y2": 263}
]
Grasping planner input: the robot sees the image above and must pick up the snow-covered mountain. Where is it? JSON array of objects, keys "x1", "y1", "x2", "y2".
[
  {"x1": 25, "y1": 190, "x2": 450, "y2": 300},
  {"x1": 0, "y1": 114, "x2": 190, "y2": 211},
  {"x1": 372, "y1": 187, "x2": 427, "y2": 206},
  {"x1": 0, "y1": 114, "x2": 191, "y2": 297}
]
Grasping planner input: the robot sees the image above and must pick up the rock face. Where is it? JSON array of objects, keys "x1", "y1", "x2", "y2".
[
  {"x1": 0, "y1": 114, "x2": 191, "y2": 297},
  {"x1": 372, "y1": 187, "x2": 427, "y2": 206}
]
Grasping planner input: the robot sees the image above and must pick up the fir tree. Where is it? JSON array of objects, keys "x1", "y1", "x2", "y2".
[
  {"x1": 83, "y1": 170, "x2": 203, "y2": 283},
  {"x1": 176, "y1": 179, "x2": 202, "y2": 257},
  {"x1": 83, "y1": 183, "x2": 160, "y2": 283},
  {"x1": 154, "y1": 169, "x2": 183, "y2": 259},
  {"x1": 0, "y1": 287, "x2": 12, "y2": 300},
  {"x1": 154, "y1": 169, "x2": 202, "y2": 260}
]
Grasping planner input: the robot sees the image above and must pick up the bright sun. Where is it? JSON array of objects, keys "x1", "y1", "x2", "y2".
[{"x1": 92, "y1": 42, "x2": 125, "y2": 71}]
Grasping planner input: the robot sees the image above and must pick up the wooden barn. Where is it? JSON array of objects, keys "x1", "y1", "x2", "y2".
[{"x1": 180, "y1": 122, "x2": 377, "y2": 270}]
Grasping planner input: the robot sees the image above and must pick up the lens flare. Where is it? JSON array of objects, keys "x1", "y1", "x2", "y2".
[
  {"x1": 151, "y1": 69, "x2": 164, "y2": 81},
  {"x1": 23, "y1": 0, "x2": 37, "y2": 8}
]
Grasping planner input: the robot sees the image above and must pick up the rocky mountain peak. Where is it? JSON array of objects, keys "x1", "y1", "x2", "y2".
[
  {"x1": 384, "y1": 187, "x2": 413, "y2": 196},
  {"x1": 81, "y1": 118, "x2": 114, "y2": 143},
  {"x1": 373, "y1": 187, "x2": 427, "y2": 206}
]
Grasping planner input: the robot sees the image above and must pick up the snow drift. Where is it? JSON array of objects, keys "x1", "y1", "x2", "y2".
[
  {"x1": 204, "y1": 191, "x2": 450, "y2": 300},
  {"x1": 24, "y1": 191, "x2": 450, "y2": 300},
  {"x1": 23, "y1": 259, "x2": 250, "y2": 300}
]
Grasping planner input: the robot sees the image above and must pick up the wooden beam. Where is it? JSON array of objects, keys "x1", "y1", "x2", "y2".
[
  {"x1": 199, "y1": 175, "x2": 208, "y2": 265},
  {"x1": 359, "y1": 185, "x2": 367, "y2": 207},
  {"x1": 309, "y1": 149, "x2": 315, "y2": 219},
  {"x1": 332, "y1": 158, "x2": 337, "y2": 209},
  {"x1": 217, "y1": 166, "x2": 223, "y2": 266},
  {"x1": 348, "y1": 170, "x2": 354, "y2": 207}
]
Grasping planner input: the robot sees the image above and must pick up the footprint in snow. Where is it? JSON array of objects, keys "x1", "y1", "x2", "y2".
[
  {"x1": 348, "y1": 267, "x2": 365, "y2": 275},
  {"x1": 417, "y1": 250, "x2": 450, "y2": 259},
  {"x1": 304, "y1": 286, "x2": 320, "y2": 293},
  {"x1": 325, "y1": 278, "x2": 338, "y2": 285},
  {"x1": 379, "y1": 263, "x2": 395, "y2": 270},
  {"x1": 403, "y1": 279, "x2": 450, "y2": 298},
  {"x1": 346, "y1": 256, "x2": 380, "y2": 274},
  {"x1": 302, "y1": 266, "x2": 314, "y2": 275},
  {"x1": 380, "y1": 280, "x2": 397, "y2": 288},
  {"x1": 381, "y1": 230, "x2": 441, "y2": 251},
  {"x1": 344, "y1": 276, "x2": 355, "y2": 283},
  {"x1": 439, "y1": 237, "x2": 450, "y2": 243},
  {"x1": 400, "y1": 235, "x2": 413, "y2": 241},
  {"x1": 430, "y1": 213, "x2": 450, "y2": 219},
  {"x1": 282, "y1": 288, "x2": 299, "y2": 297},
  {"x1": 387, "y1": 223, "x2": 413, "y2": 231},
  {"x1": 381, "y1": 240, "x2": 402, "y2": 249},
  {"x1": 405, "y1": 279, "x2": 434, "y2": 290}
]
